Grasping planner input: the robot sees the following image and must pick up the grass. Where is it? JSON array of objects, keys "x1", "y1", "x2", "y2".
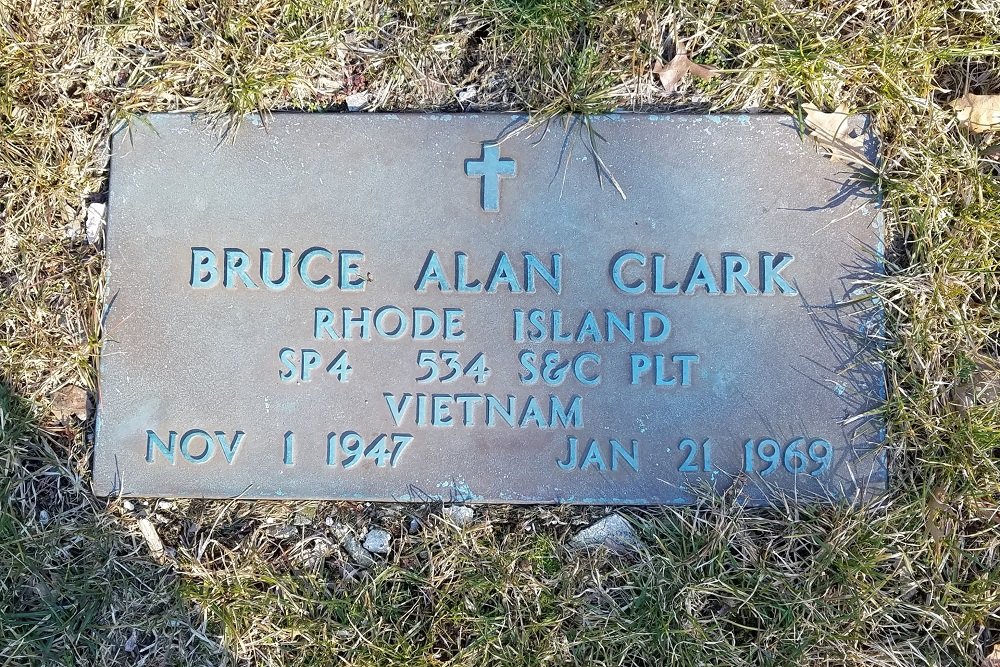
[{"x1": 1, "y1": 0, "x2": 999, "y2": 665}]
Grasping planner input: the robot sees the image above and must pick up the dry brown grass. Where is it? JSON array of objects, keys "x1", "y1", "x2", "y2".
[{"x1": 1, "y1": 0, "x2": 999, "y2": 665}]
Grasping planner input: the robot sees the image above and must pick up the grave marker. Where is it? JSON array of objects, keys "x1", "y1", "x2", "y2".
[{"x1": 94, "y1": 113, "x2": 886, "y2": 503}]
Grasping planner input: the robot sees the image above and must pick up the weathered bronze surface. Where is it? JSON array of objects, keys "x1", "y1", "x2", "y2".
[{"x1": 94, "y1": 113, "x2": 886, "y2": 503}]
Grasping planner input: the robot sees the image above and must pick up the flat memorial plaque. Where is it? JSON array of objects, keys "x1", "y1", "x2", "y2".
[{"x1": 95, "y1": 113, "x2": 886, "y2": 504}]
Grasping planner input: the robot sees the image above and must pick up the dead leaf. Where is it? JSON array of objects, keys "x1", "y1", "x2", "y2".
[
  {"x1": 985, "y1": 642, "x2": 1000, "y2": 667},
  {"x1": 925, "y1": 486, "x2": 952, "y2": 544},
  {"x1": 952, "y1": 93, "x2": 1000, "y2": 133},
  {"x1": 137, "y1": 518, "x2": 165, "y2": 563},
  {"x1": 51, "y1": 384, "x2": 88, "y2": 421},
  {"x1": 687, "y1": 60, "x2": 718, "y2": 81},
  {"x1": 802, "y1": 103, "x2": 873, "y2": 169},
  {"x1": 951, "y1": 358, "x2": 1000, "y2": 410},
  {"x1": 653, "y1": 49, "x2": 718, "y2": 93},
  {"x1": 652, "y1": 56, "x2": 686, "y2": 92}
]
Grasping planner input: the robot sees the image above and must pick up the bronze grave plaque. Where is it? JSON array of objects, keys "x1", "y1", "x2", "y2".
[{"x1": 94, "y1": 113, "x2": 886, "y2": 503}]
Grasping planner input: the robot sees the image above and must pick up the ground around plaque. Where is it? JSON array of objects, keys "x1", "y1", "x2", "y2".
[{"x1": 1, "y1": 1, "x2": 998, "y2": 666}]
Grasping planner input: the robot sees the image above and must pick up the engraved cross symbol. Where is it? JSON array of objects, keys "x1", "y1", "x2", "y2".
[{"x1": 465, "y1": 142, "x2": 516, "y2": 212}]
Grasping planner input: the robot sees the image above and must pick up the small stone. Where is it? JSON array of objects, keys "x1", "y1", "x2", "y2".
[
  {"x1": 362, "y1": 528, "x2": 391, "y2": 555},
  {"x1": 266, "y1": 524, "x2": 297, "y2": 539},
  {"x1": 38, "y1": 510, "x2": 49, "y2": 526},
  {"x1": 329, "y1": 523, "x2": 375, "y2": 568},
  {"x1": 50, "y1": 384, "x2": 88, "y2": 421},
  {"x1": 407, "y1": 516, "x2": 421, "y2": 534},
  {"x1": 568, "y1": 514, "x2": 642, "y2": 552},
  {"x1": 156, "y1": 500, "x2": 173, "y2": 511},
  {"x1": 122, "y1": 499, "x2": 135, "y2": 511},
  {"x1": 325, "y1": 516, "x2": 334, "y2": 527},
  {"x1": 343, "y1": 534, "x2": 375, "y2": 568},
  {"x1": 346, "y1": 92, "x2": 369, "y2": 111},
  {"x1": 443, "y1": 505, "x2": 474, "y2": 527}
]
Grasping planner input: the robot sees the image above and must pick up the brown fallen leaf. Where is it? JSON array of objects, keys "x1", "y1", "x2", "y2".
[
  {"x1": 951, "y1": 358, "x2": 1000, "y2": 410},
  {"x1": 925, "y1": 485, "x2": 953, "y2": 544},
  {"x1": 652, "y1": 56, "x2": 687, "y2": 92},
  {"x1": 952, "y1": 93, "x2": 1000, "y2": 133},
  {"x1": 802, "y1": 103, "x2": 873, "y2": 169},
  {"x1": 51, "y1": 384, "x2": 88, "y2": 421},
  {"x1": 985, "y1": 642, "x2": 1000, "y2": 667},
  {"x1": 653, "y1": 48, "x2": 718, "y2": 93}
]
